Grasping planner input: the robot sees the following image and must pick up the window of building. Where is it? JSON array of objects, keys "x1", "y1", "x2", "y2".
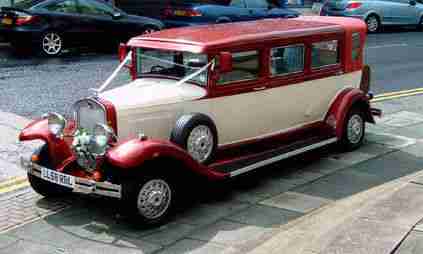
[
  {"x1": 270, "y1": 45, "x2": 304, "y2": 76},
  {"x1": 311, "y1": 40, "x2": 339, "y2": 69}
]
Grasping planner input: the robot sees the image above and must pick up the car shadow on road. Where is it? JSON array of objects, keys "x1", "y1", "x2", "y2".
[{"x1": 30, "y1": 133, "x2": 423, "y2": 253}]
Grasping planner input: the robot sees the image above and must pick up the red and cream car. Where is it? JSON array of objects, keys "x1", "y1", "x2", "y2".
[{"x1": 20, "y1": 16, "x2": 380, "y2": 225}]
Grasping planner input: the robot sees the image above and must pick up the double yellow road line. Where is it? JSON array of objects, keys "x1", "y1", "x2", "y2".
[
  {"x1": 372, "y1": 87, "x2": 423, "y2": 102},
  {"x1": 0, "y1": 176, "x2": 29, "y2": 195}
]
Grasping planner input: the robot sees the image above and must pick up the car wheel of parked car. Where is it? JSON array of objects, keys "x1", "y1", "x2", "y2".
[
  {"x1": 28, "y1": 145, "x2": 72, "y2": 197},
  {"x1": 365, "y1": 15, "x2": 380, "y2": 33},
  {"x1": 340, "y1": 107, "x2": 366, "y2": 151},
  {"x1": 418, "y1": 17, "x2": 423, "y2": 31},
  {"x1": 171, "y1": 114, "x2": 218, "y2": 164},
  {"x1": 123, "y1": 174, "x2": 176, "y2": 226},
  {"x1": 40, "y1": 32, "x2": 64, "y2": 56}
]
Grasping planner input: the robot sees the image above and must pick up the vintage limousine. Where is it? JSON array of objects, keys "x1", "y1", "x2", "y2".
[{"x1": 19, "y1": 16, "x2": 380, "y2": 225}]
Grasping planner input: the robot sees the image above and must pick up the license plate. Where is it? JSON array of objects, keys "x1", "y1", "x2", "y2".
[
  {"x1": 41, "y1": 167, "x2": 75, "y2": 189},
  {"x1": 1, "y1": 18, "x2": 12, "y2": 25}
]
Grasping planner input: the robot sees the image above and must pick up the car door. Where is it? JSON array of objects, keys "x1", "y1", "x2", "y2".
[
  {"x1": 75, "y1": 0, "x2": 118, "y2": 44},
  {"x1": 39, "y1": 0, "x2": 83, "y2": 46},
  {"x1": 388, "y1": 0, "x2": 419, "y2": 24},
  {"x1": 209, "y1": 50, "x2": 268, "y2": 145}
]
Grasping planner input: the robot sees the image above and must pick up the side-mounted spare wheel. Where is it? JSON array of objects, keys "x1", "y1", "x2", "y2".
[
  {"x1": 170, "y1": 113, "x2": 218, "y2": 164},
  {"x1": 28, "y1": 144, "x2": 72, "y2": 197}
]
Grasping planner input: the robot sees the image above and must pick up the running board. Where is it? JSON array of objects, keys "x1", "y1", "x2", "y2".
[{"x1": 212, "y1": 137, "x2": 338, "y2": 177}]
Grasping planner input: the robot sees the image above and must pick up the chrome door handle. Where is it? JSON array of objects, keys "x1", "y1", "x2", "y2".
[{"x1": 253, "y1": 86, "x2": 266, "y2": 91}]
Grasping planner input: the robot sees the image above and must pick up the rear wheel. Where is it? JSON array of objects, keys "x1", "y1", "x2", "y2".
[
  {"x1": 339, "y1": 107, "x2": 366, "y2": 151},
  {"x1": 417, "y1": 17, "x2": 423, "y2": 31},
  {"x1": 366, "y1": 15, "x2": 380, "y2": 33},
  {"x1": 142, "y1": 26, "x2": 160, "y2": 35},
  {"x1": 40, "y1": 32, "x2": 64, "y2": 56}
]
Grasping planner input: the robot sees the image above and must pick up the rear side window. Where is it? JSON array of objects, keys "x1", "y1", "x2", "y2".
[
  {"x1": 217, "y1": 50, "x2": 260, "y2": 84},
  {"x1": 352, "y1": 33, "x2": 361, "y2": 61},
  {"x1": 44, "y1": 0, "x2": 77, "y2": 13},
  {"x1": 230, "y1": 0, "x2": 245, "y2": 7},
  {"x1": 311, "y1": 40, "x2": 339, "y2": 68},
  {"x1": 270, "y1": 45, "x2": 304, "y2": 76}
]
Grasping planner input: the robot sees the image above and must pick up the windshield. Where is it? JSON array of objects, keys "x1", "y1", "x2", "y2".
[
  {"x1": 136, "y1": 48, "x2": 209, "y2": 86},
  {"x1": 12, "y1": 0, "x2": 44, "y2": 9}
]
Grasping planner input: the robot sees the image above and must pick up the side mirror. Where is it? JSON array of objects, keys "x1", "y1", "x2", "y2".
[
  {"x1": 112, "y1": 12, "x2": 122, "y2": 19},
  {"x1": 219, "y1": 52, "x2": 232, "y2": 73},
  {"x1": 410, "y1": 0, "x2": 417, "y2": 5}
]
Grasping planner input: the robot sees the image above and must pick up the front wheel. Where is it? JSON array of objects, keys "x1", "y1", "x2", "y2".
[
  {"x1": 123, "y1": 175, "x2": 176, "y2": 226},
  {"x1": 339, "y1": 107, "x2": 366, "y2": 151},
  {"x1": 40, "y1": 32, "x2": 64, "y2": 56},
  {"x1": 28, "y1": 173, "x2": 71, "y2": 197}
]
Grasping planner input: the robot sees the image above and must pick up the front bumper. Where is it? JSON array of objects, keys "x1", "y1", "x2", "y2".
[{"x1": 20, "y1": 157, "x2": 122, "y2": 199}]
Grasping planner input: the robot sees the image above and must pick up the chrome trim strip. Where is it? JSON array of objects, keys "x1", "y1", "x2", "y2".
[
  {"x1": 21, "y1": 157, "x2": 121, "y2": 199},
  {"x1": 229, "y1": 137, "x2": 338, "y2": 177}
]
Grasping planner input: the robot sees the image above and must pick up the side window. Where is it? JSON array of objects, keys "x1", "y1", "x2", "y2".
[
  {"x1": 230, "y1": 0, "x2": 245, "y2": 7},
  {"x1": 352, "y1": 33, "x2": 361, "y2": 61},
  {"x1": 77, "y1": 0, "x2": 115, "y2": 16},
  {"x1": 311, "y1": 40, "x2": 339, "y2": 69},
  {"x1": 217, "y1": 50, "x2": 260, "y2": 84},
  {"x1": 270, "y1": 45, "x2": 304, "y2": 76},
  {"x1": 44, "y1": 0, "x2": 77, "y2": 13},
  {"x1": 246, "y1": 0, "x2": 269, "y2": 8}
]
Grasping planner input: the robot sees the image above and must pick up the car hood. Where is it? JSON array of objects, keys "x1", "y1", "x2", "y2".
[{"x1": 99, "y1": 78, "x2": 207, "y2": 110}]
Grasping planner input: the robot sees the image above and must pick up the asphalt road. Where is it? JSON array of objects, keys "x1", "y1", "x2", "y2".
[{"x1": 0, "y1": 27, "x2": 422, "y2": 119}]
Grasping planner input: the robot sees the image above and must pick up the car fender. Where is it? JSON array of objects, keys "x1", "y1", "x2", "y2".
[
  {"x1": 363, "y1": 10, "x2": 383, "y2": 23},
  {"x1": 18, "y1": 118, "x2": 74, "y2": 166},
  {"x1": 325, "y1": 88, "x2": 374, "y2": 139},
  {"x1": 106, "y1": 138, "x2": 228, "y2": 181}
]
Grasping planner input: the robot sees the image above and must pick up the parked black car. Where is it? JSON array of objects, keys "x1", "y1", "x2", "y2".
[
  {"x1": 116, "y1": 0, "x2": 299, "y2": 28},
  {"x1": 0, "y1": 0, "x2": 164, "y2": 56}
]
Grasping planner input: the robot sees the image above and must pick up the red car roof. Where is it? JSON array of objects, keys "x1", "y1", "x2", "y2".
[{"x1": 127, "y1": 17, "x2": 366, "y2": 53}]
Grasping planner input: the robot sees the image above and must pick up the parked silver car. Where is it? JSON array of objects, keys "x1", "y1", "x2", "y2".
[{"x1": 321, "y1": 0, "x2": 423, "y2": 32}]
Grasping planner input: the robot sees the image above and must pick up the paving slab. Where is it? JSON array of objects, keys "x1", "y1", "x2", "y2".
[
  {"x1": 292, "y1": 169, "x2": 384, "y2": 201},
  {"x1": 319, "y1": 218, "x2": 409, "y2": 254},
  {"x1": 225, "y1": 204, "x2": 303, "y2": 228},
  {"x1": 140, "y1": 222, "x2": 197, "y2": 246},
  {"x1": 156, "y1": 239, "x2": 238, "y2": 254},
  {"x1": 189, "y1": 220, "x2": 274, "y2": 250},
  {"x1": 376, "y1": 111, "x2": 423, "y2": 128},
  {"x1": 0, "y1": 239, "x2": 62, "y2": 254},
  {"x1": 363, "y1": 132, "x2": 416, "y2": 149},
  {"x1": 67, "y1": 238, "x2": 162, "y2": 254},
  {"x1": 394, "y1": 230, "x2": 423, "y2": 254},
  {"x1": 260, "y1": 191, "x2": 332, "y2": 214}
]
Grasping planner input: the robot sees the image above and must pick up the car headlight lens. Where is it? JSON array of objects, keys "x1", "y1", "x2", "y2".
[
  {"x1": 45, "y1": 112, "x2": 66, "y2": 137},
  {"x1": 89, "y1": 123, "x2": 114, "y2": 155}
]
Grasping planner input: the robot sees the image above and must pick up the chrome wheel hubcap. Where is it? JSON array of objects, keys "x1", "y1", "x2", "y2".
[
  {"x1": 137, "y1": 179, "x2": 171, "y2": 220},
  {"x1": 187, "y1": 125, "x2": 213, "y2": 163},
  {"x1": 42, "y1": 33, "x2": 62, "y2": 55},
  {"x1": 367, "y1": 17, "x2": 378, "y2": 32},
  {"x1": 347, "y1": 114, "x2": 364, "y2": 144}
]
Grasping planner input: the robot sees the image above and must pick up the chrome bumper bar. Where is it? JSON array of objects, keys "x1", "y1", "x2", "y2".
[{"x1": 20, "y1": 157, "x2": 121, "y2": 199}]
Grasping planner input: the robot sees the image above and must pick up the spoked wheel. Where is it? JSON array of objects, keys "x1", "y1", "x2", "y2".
[
  {"x1": 40, "y1": 32, "x2": 63, "y2": 56},
  {"x1": 339, "y1": 107, "x2": 366, "y2": 151},
  {"x1": 187, "y1": 125, "x2": 215, "y2": 164},
  {"x1": 366, "y1": 15, "x2": 380, "y2": 33},
  {"x1": 123, "y1": 175, "x2": 176, "y2": 226}
]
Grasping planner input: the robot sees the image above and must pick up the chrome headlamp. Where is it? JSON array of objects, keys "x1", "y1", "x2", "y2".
[
  {"x1": 89, "y1": 123, "x2": 115, "y2": 156},
  {"x1": 44, "y1": 112, "x2": 66, "y2": 138}
]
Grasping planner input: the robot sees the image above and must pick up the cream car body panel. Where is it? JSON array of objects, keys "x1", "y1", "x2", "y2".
[{"x1": 99, "y1": 71, "x2": 362, "y2": 145}]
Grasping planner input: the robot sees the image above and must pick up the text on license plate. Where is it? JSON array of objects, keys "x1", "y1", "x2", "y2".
[
  {"x1": 41, "y1": 167, "x2": 75, "y2": 188},
  {"x1": 1, "y1": 18, "x2": 12, "y2": 25}
]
